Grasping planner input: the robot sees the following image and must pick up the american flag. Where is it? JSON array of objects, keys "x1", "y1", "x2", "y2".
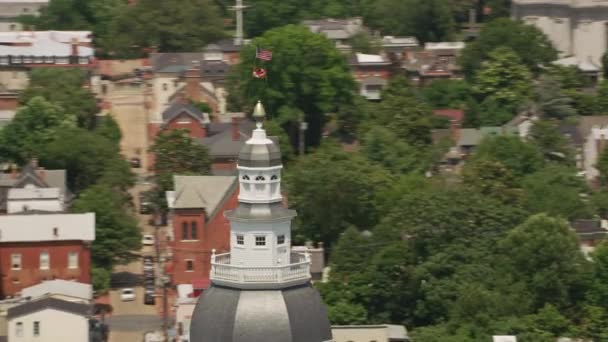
[{"x1": 256, "y1": 47, "x2": 272, "y2": 61}]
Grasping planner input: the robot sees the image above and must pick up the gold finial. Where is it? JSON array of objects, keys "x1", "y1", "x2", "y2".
[{"x1": 252, "y1": 100, "x2": 266, "y2": 123}]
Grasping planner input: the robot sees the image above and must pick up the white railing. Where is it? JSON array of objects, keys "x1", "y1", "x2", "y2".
[{"x1": 210, "y1": 251, "x2": 311, "y2": 288}]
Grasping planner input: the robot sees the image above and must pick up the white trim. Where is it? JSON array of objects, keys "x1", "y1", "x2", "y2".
[{"x1": 237, "y1": 165, "x2": 282, "y2": 171}]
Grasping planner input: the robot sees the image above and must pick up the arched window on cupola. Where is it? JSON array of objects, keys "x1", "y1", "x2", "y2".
[
  {"x1": 255, "y1": 175, "x2": 265, "y2": 181},
  {"x1": 242, "y1": 175, "x2": 250, "y2": 180},
  {"x1": 271, "y1": 175, "x2": 278, "y2": 180}
]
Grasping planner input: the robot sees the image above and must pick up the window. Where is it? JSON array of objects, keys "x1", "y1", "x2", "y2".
[
  {"x1": 255, "y1": 175, "x2": 265, "y2": 181},
  {"x1": 33, "y1": 321, "x2": 40, "y2": 337},
  {"x1": 23, "y1": 56, "x2": 32, "y2": 64},
  {"x1": 53, "y1": 227, "x2": 58, "y2": 236},
  {"x1": 163, "y1": 83, "x2": 168, "y2": 91},
  {"x1": 236, "y1": 234, "x2": 244, "y2": 245},
  {"x1": 68, "y1": 252, "x2": 78, "y2": 269},
  {"x1": 16, "y1": 322, "x2": 23, "y2": 337},
  {"x1": 277, "y1": 235, "x2": 285, "y2": 245},
  {"x1": 186, "y1": 260, "x2": 194, "y2": 271},
  {"x1": 55, "y1": 57, "x2": 69, "y2": 64},
  {"x1": 0, "y1": 57, "x2": 7, "y2": 65},
  {"x1": 44, "y1": 56, "x2": 53, "y2": 64},
  {"x1": 190, "y1": 221, "x2": 197, "y2": 240},
  {"x1": 271, "y1": 175, "x2": 278, "y2": 180},
  {"x1": 9, "y1": 24, "x2": 16, "y2": 31},
  {"x1": 78, "y1": 57, "x2": 88, "y2": 64},
  {"x1": 11, "y1": 254, "x2": 21, "y2": 270},
  {"x1": 255, "y1": 235, "x2": 266, "y2": 246},
  {"x1": 39, "y1": 252, "x2": 49, "y2": 270},
  {"x1": 34, "y1": 56, "x2": 43, "y2": 64},
  {"x1": 12, "y1": 56, "x2": 21, "y2": 64},
  {"x1": 242, "y1": 175, "x2": 250, "y2": 180},
  {"x1": 182, "y1": 222, "x2": 188, "y2": 240},
  {"x1": 23, "y1": 7, "x2": 29, "y2": 12}
]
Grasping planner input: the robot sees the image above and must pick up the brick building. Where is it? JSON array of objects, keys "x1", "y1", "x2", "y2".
[
  {"x1": 166, "y1": 175, "x2": 238, "y2": 287},
  {"x1": 0, "y1": 213, "x2": 95, "y2": 298},
  {"x1": 349, "y1": 53, "x2": 392, "y2": 100}
]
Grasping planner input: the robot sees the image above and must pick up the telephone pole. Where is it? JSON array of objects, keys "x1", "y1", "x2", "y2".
[{"x1": 231, "y1": 0, "x2": 248, "y2": 46}]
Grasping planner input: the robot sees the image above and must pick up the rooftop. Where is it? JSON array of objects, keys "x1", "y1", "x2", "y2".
[
  {"x1": 21, "y1": 280, "x2": 92, "y2": 302},
  {"x1": 353, "y1": 53, "x2": 390, "y2": 65},
  {"x1": 7, "y1": 297, "x2": 89, "y2": 320},
  {"x1": 162, "y1": 102, "x2": 210, "y2": 125},
  {"x1": 0, "y1": 31, "x2": 93, "y2": 57},
  {"x1": 0, "y1": 213, "x2": 95, "y2": 242},
  {"x1": 8, "y1": 187, "x2": 60, "y2": 200},
  {"x1": 425, "y1": 42, "x2": 465, "y2": 51},
  {"x1": 169, "y1": 175, "x2": 237, "y2": 218}
]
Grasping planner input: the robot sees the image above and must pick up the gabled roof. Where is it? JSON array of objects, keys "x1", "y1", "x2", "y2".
[
  {"x1": 172, "y1": 176, "x2": 237, "y2": 219},
  {"x1": 0, "y1": 213, "x2": 95, "y2": 242},
  {"x1": 162, "y1": 102, "x2": 210, "y2": 124},
  {"x1": 199, "y1": 120, "x2": 256, "y2": 159},
  {"x1": 149, "y1": 52, "x2": 205, "y2": 73},
  {"x1": 7, "y1": 297, "x2": 89, "y2": 320},
  {"x1": 22, "y1": 280, "x2": 92, "y2": 301}
]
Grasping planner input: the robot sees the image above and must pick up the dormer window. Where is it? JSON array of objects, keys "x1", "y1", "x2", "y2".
[{"x1": 255, "y1": 176, "x2": 265, "y2": 181}]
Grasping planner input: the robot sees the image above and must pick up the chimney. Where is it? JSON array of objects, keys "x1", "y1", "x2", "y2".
[
  {"x1": 185, "y1": 62, "x2": 202, "y2": 103},
  {"x1": 71, "y1": 38, "x2": 79, "y2": 57},
  {"x1": 231, "y1": 117, "x2": 241, "y2": 141}
]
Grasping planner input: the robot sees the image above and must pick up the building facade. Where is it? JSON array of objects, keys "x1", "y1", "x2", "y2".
[
  {"x1": 0, "y1": 213, "x2": 94, "y2": 298},
  {"x1": 512, "y1": 0, "x2": 608, "y2": 65},
  {"x1": 166, "y1": 176, "x2": 238, "y2": 287}
]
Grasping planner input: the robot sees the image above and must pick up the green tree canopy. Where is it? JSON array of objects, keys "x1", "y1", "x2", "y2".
[
  {"x1": 0, "y1": 96, "x2": 75, "y2": 164},
  {"x1": 528, "y1": 119, "x2": 574, "y2": 164},
  {"x1": 103, "y1": 0, "x2": 225, "y2": 55},
  {"x1": 534, "y1": 75, "x2": 577, "y2": 119},
  {"x1": 498, "y1": 214, "x2": 587, "y2": 309},
  {"x1": 228, "y1": 25, "x2": 356, "y2": 148},
  {"x1": 20, "y1": 68, "x2": 99, "y2": 128},
  {"x1": 472, "y1": 47, "x2": 533, "y2": 119},
  {"x1": 472, "y1": 136, "x2": 544, "y2": 179},
  {"x1": 285, "y1": 141, "x2": 392, "y2": 246},
  {"x1": 72, "y1": 184, "x2": 141, "y2": 268},
  {"x1": 460, "y1": 18, "x2": 557, "y2": 79}
]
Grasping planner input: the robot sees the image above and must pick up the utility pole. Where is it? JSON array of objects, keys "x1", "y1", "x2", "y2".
[
  {"x1": 231, "y1": 0, "x2": 249, "y2": 46},
  {"x1": 298, "y1": 114, "x2": 307, "y2": 155}
]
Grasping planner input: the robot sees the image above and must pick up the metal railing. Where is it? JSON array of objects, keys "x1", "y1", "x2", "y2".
[{"x1": 210, "y1": 251, "x2": 311, "y2": 287}]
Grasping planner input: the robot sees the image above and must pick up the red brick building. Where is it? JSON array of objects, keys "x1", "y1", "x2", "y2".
[
  {"x1": 166, "y1": 176, "x2": 238, "y2": 287},
  {"x1": 160, "y1": 102, "x2": 210, "y2": 139},
  {"x1": 349, "y1": 53, "x2": 392, "y2": 100},
  {"x1": 0, "y1": 213, "x2": 95, "y2": 298}
]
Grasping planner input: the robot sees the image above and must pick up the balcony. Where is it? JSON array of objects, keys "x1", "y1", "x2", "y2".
[{"x1": 210, "y1": 252, "x2": 311, "y2": 289}]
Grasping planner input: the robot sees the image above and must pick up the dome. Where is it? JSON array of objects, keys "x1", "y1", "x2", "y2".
[
  {"x1": 190, "y1": 284, "x2": 333, "y2": 342},
  {"x1": 237, "y1": 139, "x2": 282, "y2": 167}
]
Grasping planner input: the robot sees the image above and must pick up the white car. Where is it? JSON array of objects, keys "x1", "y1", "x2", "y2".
[
  {"x1": 142, "y1": 234, "x2": 155, "y2": 246},
  {"x1": 120, "y1": 288, "x2": 136, "y2": 301}
]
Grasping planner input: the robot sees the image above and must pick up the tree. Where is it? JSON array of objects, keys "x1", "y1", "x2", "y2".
[
  {"x1": 285, "y1": 142, "x2": 392, "y2": 246},
  {"x1": 329, "y1": 226, "x2": 374, "y2": 277},
  {"x1": 327, "y1": 300, "x2": 368, "y2": 325},
  {"x1": 603, "y1": 50, "x2": 608, "y2": 79},
  {"x1": 498, "y1": 214, "x2": 587, "y2": 309},
  {"x1": 460, "y1": 18, "x2": 557, "y2": 78},
  {"x1": 349, "y1": 31, "x2": 381, "y2": 54},
  {"x1": 72, "y1": 184, "x2": 141, "y2": 268},
  {"x1": 472, "y1": 136, "x2": 544, "y2": 179},
  {"x1": 0, "y1": 97, "x2": 76, "y2": 164},
  {"x1": 361, "y1": 125, "x2": 424, "y2": 174},
  {"x1": 20, "y1": 68, "x2": 99, "y2": 129},
  {"x1": 462, "y1": 159, "x2": 521, "y2": 204},
  {"x1": 472, "y1": 47, "x2": 533, "y2": 119},
  {"x1": 92, "y1": 267, "x2": 111, "y2": 293},
  {"x1": 148, "y1": 129, "x2": 211, "y2": 212},
  {"x1": 228, "y1": 25, "x2": 356, "y2": 148},
  {"x1": 104, "y1": 0, "x2": 225, "y2": 55},
  {"x1": 94, "y1": 115, "x2": 122, "y2": 145},
  {"x1": 38, "y1": 127, "x2": 129, "y2": 193},
  {"x1": 534, "y1": 75, "x2": 577, "y2": 119},
  {"x1": 596, "y1": 143, "x2": 608, "y2": 185},
  {"x1": 522, "y1": 166, "x2": 593, "y2": 220},
  {"x1": 374, "y1": 76, "x2": 433, "y2": 147},
  {"x1": 370, "y1": 0, "x2": 454, "y2": 42},
  {"x1": 528, "y1": 120, "x2": 574, "y2": 164},
  {"x1": 422, "y1": 79, "x2": 473, "y2": 110},
  {"x1": 586, "y1": 243, "x2": 608, "y2": 308}
]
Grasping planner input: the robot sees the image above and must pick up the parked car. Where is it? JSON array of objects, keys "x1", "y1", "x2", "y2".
[
  {"x1": 139, "y1": 194, "x2": 152, "y2": 214},
  {"x1": 120, "y1": 288, "x2": 136, "y2": 301},
  {"x1": 142, "y1": 234, "x2": 155, "y2": 246},
  {"x1": 144, "y1": 292, "x2": 155, "y2": 305},
  {"x1": 130, "y1": 157, "x2": 141, "y2": 168}
]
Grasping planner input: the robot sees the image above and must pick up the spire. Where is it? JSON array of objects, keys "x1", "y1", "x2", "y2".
[{"x1": 252, "y1": 100, "x2": 266, "y2": 129}]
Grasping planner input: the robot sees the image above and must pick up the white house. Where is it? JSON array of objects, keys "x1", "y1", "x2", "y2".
[
  {"x1": 7, "y1": 297, "x2": 90, "y2": 342},
  {"x1": 21, "y1": 280, "x2": 92, "y2": 304},
  {"x1": 7, "y1": 187, "x2": 63, "y2": 213},
  {"x1": 512, "y1": 0, "x2": 608, "y2": 65},
  {"x1": 331, "y1": 324, "x2": 410, "y2": 342}
]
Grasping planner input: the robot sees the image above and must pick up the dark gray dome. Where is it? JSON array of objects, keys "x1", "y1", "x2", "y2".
[
  {"x1": 237, "y1": 139, "x2": 282, "y2": 167},
  {"x1": 190, "y1": 284, "x2": 333, "y2": 342}
]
